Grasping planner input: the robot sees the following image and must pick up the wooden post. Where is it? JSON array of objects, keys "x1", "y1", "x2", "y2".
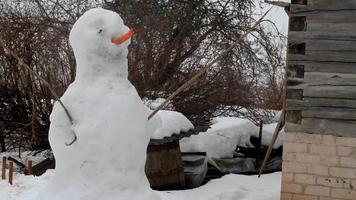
[
  {"x1": 256, "y1": 121, "x2": 263, "y2": 169},
  {"x1": 1, "y1": 157, "x2": 6, "y2": 180},
  {"x1": 27, "y1": 160, "x2": 33, "y2": 175},
  {"x1": 8, "y1": 161, "x2": 13, "y2": 185}
]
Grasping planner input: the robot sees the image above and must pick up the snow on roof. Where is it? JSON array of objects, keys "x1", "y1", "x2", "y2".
[
  {"x1": 180, "y1": 116, "x2": 285, "y2": 158},
  {"x1": 152, "y1": 110, "x2": 194, "y2": 139}
]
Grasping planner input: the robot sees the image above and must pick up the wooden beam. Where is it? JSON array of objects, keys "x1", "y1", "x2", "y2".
[
  {"x1": 304, "y1": 86, "x2": 356, "y2": 99},
  {"x1": 265, "y1": 0, "x2": 290, "y2": 8},
  {"x1": 290, "y1": 0, "x2": 356, "y2": 13},
  {"x1": 286, "y1": 98, "x2": 356, "y2": 110},
  {"x1": 289, "y1": 51, "x2": 356, "y2": 63},
  {"x1": 302, "y1": 108, "x2": 356, "y2": 120},
  {"x1": 286, "y1": 119, "x2": 356, "y2": 138},
  {"x1": 287, "y1": 61, "x2": 356, "y2": 74},
  {"x1": 289, "y1": 31, "x2": 356, "y2": 42}
]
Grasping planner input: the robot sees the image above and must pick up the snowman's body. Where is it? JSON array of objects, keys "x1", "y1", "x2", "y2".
[{"x1": 40, "y1": 8, "x2": 160, "y2": 200}]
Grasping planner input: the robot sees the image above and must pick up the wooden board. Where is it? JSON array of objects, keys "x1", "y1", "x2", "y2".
[
  {"x1": 304, "y1": 73, "x2": 356, "y2": 81},
  {"x1": 289, "y1": 51, "x2": 356, "y2": 63},
  {"x1": 290, "y1": 0, "x2": 356, "y2": 13},
  {"x1": 289, "y1": 31, "x2": 356, "y2": 42},
  {"x1": 286, "y1": 98, "x2": 356, "y2": 110},
  {"x1": 285, "y1": 119, "x2": 356, "y2": 138},
  {"x1": 308, "y1": 22, "x2": 356, "y2": 34},
  {"x1": 302, "y1": 108, "x2": 356, "y2": 120},
  {"x1": 305, "y1": 40, "x2": 356, "y2": 51},
  {"x1": 291, "y1": 10, "x2": 356, "y2": 23},
  {"x1": 287, "y1": 61, "x2": 356, "y2": 74},
  {"x1": 304, "y1": 86, "x2": 356, "y2": 99}
]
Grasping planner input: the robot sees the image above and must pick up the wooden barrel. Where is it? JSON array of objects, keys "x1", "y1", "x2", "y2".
[{"x1": 145, "y1": 138, "x2": 185, "y2": 190}]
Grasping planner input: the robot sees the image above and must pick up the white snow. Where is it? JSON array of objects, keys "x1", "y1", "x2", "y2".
[
  {"x1": 0, "y1": 171, "x2": 281, "y2": 200},
  {"x1": 39, "y1": 8, "x2": 160, "y2": 200},
  {"x1": 152, "y1": 110, "x2": 194, "y2": 139},
  {"x1": 180, "y1": 117, "x2": 284, "y2": 158}
]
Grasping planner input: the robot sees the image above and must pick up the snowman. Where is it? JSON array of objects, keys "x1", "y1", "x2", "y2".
[{"x1": 39, "y1": 8, "x2": 161, "y2": 200}]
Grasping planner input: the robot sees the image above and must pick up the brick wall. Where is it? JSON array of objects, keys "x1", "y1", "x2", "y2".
[{"x1": 281, "y1": 132, "x2": 356, "y2": 200}]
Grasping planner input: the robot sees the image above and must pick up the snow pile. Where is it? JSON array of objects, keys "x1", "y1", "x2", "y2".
[
  {"x1": 0, "y1": 171, "x2": 281, "y2": 200},
  {"x1": 180, "y1": 117, "x2": 284, "y2": 158},
  {"x1": 152, "y1": 110, "x2": 194, "y2": 139},
  {"x1": 39, "y1": 8, "x2": 160, "y2": 200}
]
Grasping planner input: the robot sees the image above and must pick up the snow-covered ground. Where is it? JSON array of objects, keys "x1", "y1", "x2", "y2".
[{"x1": 0, "y1": 170, "x2": 281, "y2": 200}]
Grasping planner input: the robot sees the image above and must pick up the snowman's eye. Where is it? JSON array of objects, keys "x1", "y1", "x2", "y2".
[{"x1": 98, "y1": 29, "x2": 103, "y2": 34}]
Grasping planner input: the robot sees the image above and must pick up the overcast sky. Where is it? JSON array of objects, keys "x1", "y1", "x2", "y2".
[{"x1": 259, "y1": 0, "x2": 289, "y2": 36}]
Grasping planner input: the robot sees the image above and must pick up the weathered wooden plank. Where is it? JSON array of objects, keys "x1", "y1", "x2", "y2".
[
  {"x1": 304, "y1": 86, "x2": 356, "y2": 99},
  {"x1": 290, "y1": 0, "x2": 356, "y2": 13},
  {"x1": 290, "y1": 10, "x2": 356, "y2": 23},
  {"x1": 286, "y1": 98, "x2": 356, "y2": 110},
  {"x1": 308, "y1": 0, "x2": 356, "y2": 7},
  {"x1": 301, "y1": 118, "x2": 356, "y2": 137},
  {"x1": 289, "y1": 31, "x2": 356, "y2": 42},
  {"x1": 265, "y1": 0, "x2": 290, "y2": 7},
  {"x1": 285, "y1": 120, "x2": 356, "y2": 138},
  {"x1": 305, "y1": 72, "x2": 356, "y2": 80},
  {"x1": 306, "y1": 40, "x2": 356, "y2": 51},
  {"x1": 287, "y1": 61, "x2": 356, "y2": 74},
  {"x1": 302, "y1": 108, "x2": 356, "y2": 120},
  {"x1": 289, "y1": 51, "x2": 356, "y2": 63},
  {"x1": 287, "y1": 78, "x2": 356, "y2": 91},
  {"x1": 308, "y1": 22, "x2": 356, "y2": 34}
]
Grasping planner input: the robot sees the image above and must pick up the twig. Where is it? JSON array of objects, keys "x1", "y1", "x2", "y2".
[
  {"x1": 148, "y1": 7, "x2": 273, "y2": 120},
  {"x1": 0, "y1": 37, "x2": 77, "y2": 146}
]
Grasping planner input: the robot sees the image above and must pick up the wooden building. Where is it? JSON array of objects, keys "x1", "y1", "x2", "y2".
[{"x1": 272, "y1": 0, "x2": 356, "y2": 199}]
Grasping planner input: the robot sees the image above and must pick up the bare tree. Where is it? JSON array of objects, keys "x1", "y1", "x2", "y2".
[{"x1": 0, "y1": 0, "x2": 285, "y2": 150}]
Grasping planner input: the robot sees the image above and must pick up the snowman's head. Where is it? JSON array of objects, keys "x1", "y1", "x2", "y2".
[{"x1": 69, "y1": 8, "x2": 132, "y2": 61}]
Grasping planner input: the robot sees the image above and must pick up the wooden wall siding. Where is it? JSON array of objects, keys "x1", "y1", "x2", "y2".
[{"x1": 285, "y1": 0, "x2": 356, "y2": 137}]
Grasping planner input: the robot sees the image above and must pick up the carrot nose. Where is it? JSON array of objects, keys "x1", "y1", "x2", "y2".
[{"x1": 112, "y1": 29, "x2": 134, "y2": 45}]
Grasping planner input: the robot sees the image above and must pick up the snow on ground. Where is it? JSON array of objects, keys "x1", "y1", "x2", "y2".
[
  {"x1": 0, "y1": 170, "x2": 281, "y2": 200},
  {"x1": 152, "y1": 110, "x2": 194, "y2": 139},
  {"x1": 180, "y1": 117, "x2": 285, "y2": 158}
]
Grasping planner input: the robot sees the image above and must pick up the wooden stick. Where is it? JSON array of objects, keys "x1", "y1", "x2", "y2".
[
  {"x1": 258, "y1": 110, "x2": 285, "y2": 177},
  {"x1": 9, "y1": 161, "x2": 13, "y2": 185},
  {"x1": 1, "y1": 157, "x2": 6, "y2": 180},
  {"x1": 27, "y1": 160, "x2": 33, "y2": 175},
  {"x1": 148, "y1": 7, "x2": 273, "y2": 120}
]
